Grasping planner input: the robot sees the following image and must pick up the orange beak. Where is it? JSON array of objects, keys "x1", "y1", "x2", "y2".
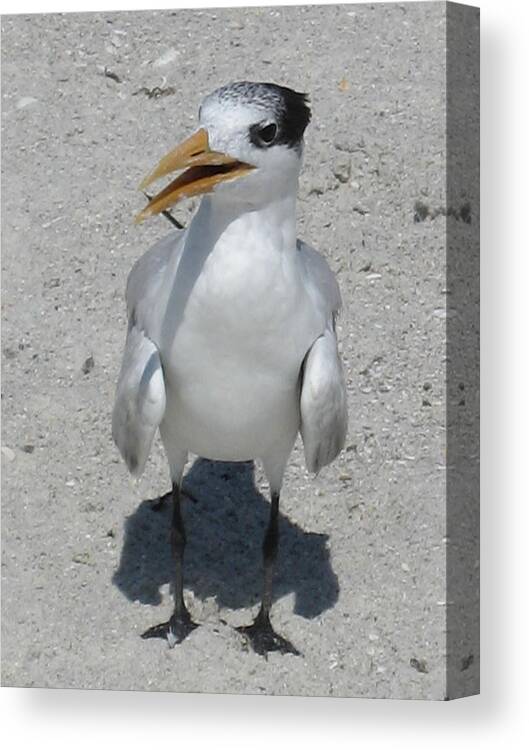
[{"x1": 135, "y1": 128, "x2": 255, "y2": 223}]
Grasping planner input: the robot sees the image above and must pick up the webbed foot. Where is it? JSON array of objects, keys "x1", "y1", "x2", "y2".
[
  {"x1": 237, "y1": 612, "x2": 301, "y2": 658},
  {"x1": 141, "y1": 612, "x2": 198, "y2": 648}
]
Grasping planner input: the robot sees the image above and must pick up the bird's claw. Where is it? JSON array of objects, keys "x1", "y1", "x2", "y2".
[
  {"x1": 141, "y1": 612, "x2": 198, "y2": 648},
  {"x1": 237, "y1": 614, "x2": 301, "y2": 658}
]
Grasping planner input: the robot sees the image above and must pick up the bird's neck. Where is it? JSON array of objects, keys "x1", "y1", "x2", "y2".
[{"x1": 188, "y1": 192, "x2": 298, "y2": 258}]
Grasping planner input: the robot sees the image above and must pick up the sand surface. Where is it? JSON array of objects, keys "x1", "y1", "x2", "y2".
[{"x1": 1, "y1": 3, "x2": 456, "y2": 698}]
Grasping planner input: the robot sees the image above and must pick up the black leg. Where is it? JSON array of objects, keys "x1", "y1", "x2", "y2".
[
  {"x1": 260, "y1": 491, "x2": 279, "y2": 619},
  {"x1": 237, "y1": 492, "x2": 300, "y2": 657},
  {"x1": 142, "y1": 483, "x2": 198, "y2": 647}
]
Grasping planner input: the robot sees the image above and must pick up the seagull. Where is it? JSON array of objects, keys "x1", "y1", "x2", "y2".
[{"x1": 112, "y1": 82, "x2": 347, "y2": 656}]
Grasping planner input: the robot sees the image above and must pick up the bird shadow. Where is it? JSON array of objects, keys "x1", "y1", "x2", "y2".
[{"x1": 112, "y1": 458, "x2": 339, "y2": 619}]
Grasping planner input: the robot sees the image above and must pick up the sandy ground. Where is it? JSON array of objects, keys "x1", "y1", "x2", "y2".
[{"x1": 1, "y1": 3, "x2": 466, "y2": 698}]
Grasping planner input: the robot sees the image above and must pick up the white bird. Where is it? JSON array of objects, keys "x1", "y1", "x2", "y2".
[{"x1": 113, "y1": 82, "x2": 347, "y2": 656}]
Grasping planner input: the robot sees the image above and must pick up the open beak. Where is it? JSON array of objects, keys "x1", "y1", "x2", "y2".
[{"x1": 135, "y1": 128, "x2": 255, "y2": 223}]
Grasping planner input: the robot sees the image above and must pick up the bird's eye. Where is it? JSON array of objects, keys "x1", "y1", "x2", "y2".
[{"x1": 257, "y1": 123, "x2": 277, "y2": 145}]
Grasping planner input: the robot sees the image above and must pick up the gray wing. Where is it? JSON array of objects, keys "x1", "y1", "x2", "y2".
[
  {"x1": 112, "y1": 326, "x2": 166, "y2": 476},
  {"x1": 297, "y1": 239, "x2": 342, "y2": 325},
  {"x1": 112, "y1": 229, "x2": 183, "y2": 476},
  {"x1": 126, "y1": 229, "x2": 184, "y2": 328},
  {"x1": 300, "y1": 328, "x2": 348, "y2": 474},
  {"x1": 297, "y1": 240, "x2": 347, "y2": 473}
]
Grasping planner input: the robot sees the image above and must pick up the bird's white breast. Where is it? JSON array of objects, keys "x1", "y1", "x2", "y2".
[{"x1": 153, "y1": 202, "x2": 322, "y2": 461}]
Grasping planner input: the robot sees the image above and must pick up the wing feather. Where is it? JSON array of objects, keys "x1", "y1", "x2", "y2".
[
  {"x1": 297, "y1": 238, "x2": 347, "y2": 473},
  {"x1": 297, "y1": 239, "x2": 342, "y2": 323},
  {"x1": 300, "y1": 329, "x2": 348, "y2": 474},
  {"x1": 112, "y1": 326, "x2": 166, "y2": 477},
  {"x1": 113, "y1": 231, "x2": 184, "y2": 476},
  {"x1": 125, "y1": 229, "x2": 184, "y2": 327}
]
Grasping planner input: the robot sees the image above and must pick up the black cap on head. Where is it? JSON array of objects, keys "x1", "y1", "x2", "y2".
[{"x1": 208, "y1": 81, "x2": 311, "y2": 149}]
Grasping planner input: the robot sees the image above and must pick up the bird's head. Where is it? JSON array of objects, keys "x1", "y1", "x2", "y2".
[{"x1": 135, "y1": 81, "x2": 311, "y2": 222}]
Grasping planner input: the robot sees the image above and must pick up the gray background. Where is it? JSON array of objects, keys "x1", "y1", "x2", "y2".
[{"x1": 1, "y1": 3, "x2": 469, "y2": 698}]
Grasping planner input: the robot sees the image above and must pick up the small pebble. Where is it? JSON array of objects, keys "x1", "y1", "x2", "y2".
[
  {"x1": 1, "y1": 446, "x2": 15, "y2": 461},
  {"x1": 410, "y1": 657, "x2": 428, "y2": 674},
  {"x1": 153, "y1": 48, "x2": 178, "y2": 67},
  {"x1": 72, "y1": 551, "x2": 93, "y2": 566},
  {"x1": 82, "y1": 355, "x2": 94, "y2": 374},
  {"x1": 16, "y1": 96, "x2": 38, "y2": 110}
]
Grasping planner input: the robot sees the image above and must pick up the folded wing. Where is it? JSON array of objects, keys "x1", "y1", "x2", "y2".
[
  {"x1": 300, "y1": 328, "x2": 348, "y2": 474},
  {"x1": 297, "y1": 239, "x2": 347, "y2": 474},
  {"x1": 112, "y1": 230, "x2": 184, "y2": 476},
  {"x1": 112, "y1": 326, "x2": 166, "y2": 477}
]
